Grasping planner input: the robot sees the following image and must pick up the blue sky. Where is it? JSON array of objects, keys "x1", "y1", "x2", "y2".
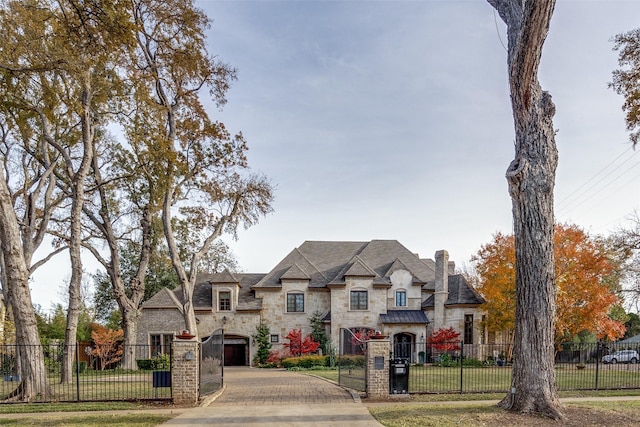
[{"x1": 30, "y1": 0, "x2": 640, "y2": 309}]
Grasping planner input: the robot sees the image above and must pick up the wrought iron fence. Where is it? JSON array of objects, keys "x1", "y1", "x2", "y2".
[
  {"x1": 0, "y1": 343, "x2": 172, "y2": 403},
  {"x1": 200, "y1": 329, "x2": 224, "y2": 397},
  {"x1": 338, "y1": 328, "x2": 367, "y2": 392},
  {"x1": 392, "y1": 341, "x2": 640, "y2": 394}
]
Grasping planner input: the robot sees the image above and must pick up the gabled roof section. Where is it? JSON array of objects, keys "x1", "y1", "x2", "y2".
[
  {"x1": 280, "y1": 263, "x2": 310, "y2": 281},
  {"x1": 141, "y1": 287, "x2": 183, "y2": 312},
  {"x1": 421, "y1": 274, "x2": 485, "y2": 308},
  {"x1": 254, "y1": 243, "x2": 365, "y2": 289},
  {"x1": 385, "y1": 258, "x2": 426, "y2": 285},
  {"x1": 328, "y1": 255, "x2": 389, "y2": 286},
  {"x1": 209, "y1": 268, "x2": 239, "y2": 284},
  {"x1": 380, "y1": 310, "x2": 429, "y2": 324},
  {"x1": 344, "y1": 257, "x2": 377, "y2": 277}
]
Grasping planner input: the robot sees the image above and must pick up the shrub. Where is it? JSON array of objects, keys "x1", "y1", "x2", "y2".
[
  {"x1": 75, "y1": 361, "x2": 88, "y2": 373},
  {"x1": 337, "y1": 355, "x2": 365, "y2": 368},
  {"x1": 136, "y1": 355, "x2": 170, "y2": 370},
  {"x1": 281, "y1": 355, "x2": 328, "y2": 369},
  {"x1": 462, "y1": 357, "x2": 484, "y2": 367}
]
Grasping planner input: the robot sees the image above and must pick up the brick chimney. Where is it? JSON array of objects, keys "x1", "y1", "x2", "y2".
[{"x1": 433, "y1": 250, "x2": 449, "y2": 328}]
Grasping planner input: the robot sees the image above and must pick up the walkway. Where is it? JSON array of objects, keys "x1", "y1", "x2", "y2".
[{"x1": 162, "y1": 367, "x2": 383, "y2": 426}]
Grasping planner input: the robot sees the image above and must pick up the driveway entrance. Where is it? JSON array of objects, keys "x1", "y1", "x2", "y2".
[
  {"x1": 211, "y1": 367, "x2": 353, "y2": 405},
  {"x1": 162, "y1": 367, "x2": 383, "y2": 426}
]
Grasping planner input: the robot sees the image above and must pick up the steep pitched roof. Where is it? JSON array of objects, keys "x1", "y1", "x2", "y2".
[
  {"x1": 280, "y1": 264, "x2": 310, "y2": 281},
  {"x1": 142, "y1": 272, "x2": 264, "y2": 311},
  {"x1": 385, "y1": 258, "x2": 426, "y2": 285},
  {"x1": 253, "y1": 247, "x2": 331, "y2": 289},
  {"x1": 421, "y1": 274, "x2": 485, "y2": 308},
  {"x1": 140, "y1": 287, "x2": 183, "y2": 311},
  {"x1": 255, "y1": 240, "x2": 436, "y2": 290}
]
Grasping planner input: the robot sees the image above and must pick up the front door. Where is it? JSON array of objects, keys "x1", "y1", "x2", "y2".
[{"x1": 394, "y1": 333, "x2": 413, "y2": 362}]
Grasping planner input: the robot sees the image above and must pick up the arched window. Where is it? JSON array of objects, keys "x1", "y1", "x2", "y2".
[{"x1": 395, "y1": 290, "x2": 407, "y2": 307}]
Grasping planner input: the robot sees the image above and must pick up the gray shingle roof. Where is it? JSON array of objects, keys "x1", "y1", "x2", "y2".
[
  {"x1": 380, "y1": 310, "x2": 430, "y2": 324},
  {"x1": 143, "y1": 272, "x2": 264, "y2": 312},
  {"x1": 253, "y1": 240, "x2": 435, "y2": 290},
  {"x1": 421, "y1": 274, "x2": 485, "y2": 308}
]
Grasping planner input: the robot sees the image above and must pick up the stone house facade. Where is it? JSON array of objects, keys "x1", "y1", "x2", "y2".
[{"x1": 137, "y1": 240, "x2": 485, "y2": 365}]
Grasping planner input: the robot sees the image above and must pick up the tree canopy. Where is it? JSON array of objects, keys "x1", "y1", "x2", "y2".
[{"x1": 474, "y1": 224, "x2": 626, "y2": 345}]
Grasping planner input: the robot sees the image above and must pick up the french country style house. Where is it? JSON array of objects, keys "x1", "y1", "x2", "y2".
[{"x1": 137, "y1": 240, "x2": 485, "y2": 365}]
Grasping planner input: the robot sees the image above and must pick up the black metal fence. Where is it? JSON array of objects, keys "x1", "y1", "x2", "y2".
[
  {"x1": 392, "y1": 341, "x2": 640, "y2": 394},
  {"x1": 338, "y1": 328, "x2": 367, "y2": 392},
  {"x1": 0, "y1": 343, "x2": 172, "y2": 403},
  {"x1": 200, "y1": 329, "x2": 224, "y2": 397}
]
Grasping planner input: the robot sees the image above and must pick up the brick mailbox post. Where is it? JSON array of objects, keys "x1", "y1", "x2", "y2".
[
  {"x1": 365, "y1": 338, "x2": 390, "y2": 399},
  {"x1": 172, "y1": 336, "x2": 200, "y2": 405}
]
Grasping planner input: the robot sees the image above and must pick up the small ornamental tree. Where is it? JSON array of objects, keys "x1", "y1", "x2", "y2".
[
  {"x1": 252, "y1": 321, "x2": 272, "y2": 365},
  {"x1": 427, "y1": 327, "x2": 461, "y2": 352},
  {"x1": 90, "y1": 324, "x2": 123, "y2": 370},
  {"x1": 309, "y1": 311, "x2": 329, "y2": 355},
  {"x1": 284, "y1": 329, "x2": 319, "y2": 357}
]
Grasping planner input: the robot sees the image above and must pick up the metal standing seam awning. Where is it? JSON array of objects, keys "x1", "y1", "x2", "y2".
[{"x1": 380, "y1": 310, "x2": 430, "y2": 324}]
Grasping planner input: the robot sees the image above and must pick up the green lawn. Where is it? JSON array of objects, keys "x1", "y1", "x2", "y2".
[
  {"x1": 0, "y1": 371, "x2": 172, "y2": 403},
  {"x1": 309, "y1": 363, "x2": 640, "y2": 394}
]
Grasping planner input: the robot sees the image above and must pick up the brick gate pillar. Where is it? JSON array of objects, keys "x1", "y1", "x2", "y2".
[
  {"x1": 366, "y1": 338, "x2": 390, "y2": 399},
  {"x1": 172, "y1": 337, "x2": 199, "y2": 405}
]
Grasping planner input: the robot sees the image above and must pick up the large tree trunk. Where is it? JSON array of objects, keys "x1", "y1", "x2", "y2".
[
  {"x1": 488, "y1": 0, "x2": 563, "y2": 420},
  {"x1": 0, "y1": 176, "x2": 49, "y2": 401},
  {"x1": 62, "y1": 75, "x2": 95, "y2": 383}
]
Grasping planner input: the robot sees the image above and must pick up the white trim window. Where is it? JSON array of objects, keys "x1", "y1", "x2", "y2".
[{"x1": 219, "y1": 290, "x2": 231, "y2": 311}]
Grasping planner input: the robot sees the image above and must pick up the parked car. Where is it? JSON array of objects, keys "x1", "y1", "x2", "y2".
[{"x1": 601, "y1": 350, "x2": 639, "y2": 364}]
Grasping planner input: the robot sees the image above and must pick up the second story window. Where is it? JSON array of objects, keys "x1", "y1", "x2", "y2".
[
  {"x1": 395, "y1": 290, "x2": 407, "y2": 307},
  {"x1": 350, "y1": 290, "x2": 368, "y2": 310},
  {"x1": 287, "y1": 293, "x2": 304, "y2": 312},
  {"x1": 219, "y1": 291, "x2": 231, "y2": 311}
]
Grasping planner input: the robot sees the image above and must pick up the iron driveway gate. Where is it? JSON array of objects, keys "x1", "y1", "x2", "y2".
[
  {"x1": 200, "y1": 328, "x2": 224, "y2": 397},
  {"x1": 338, "y1": 328, "x2": 366, "y2": 392}
]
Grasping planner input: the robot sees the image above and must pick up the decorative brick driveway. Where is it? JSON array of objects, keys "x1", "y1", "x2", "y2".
[{"x1": 210, "y1": 367, "x2": 354, "y2": 405}]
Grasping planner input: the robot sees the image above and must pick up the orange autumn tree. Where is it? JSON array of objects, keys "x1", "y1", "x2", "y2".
[
  {"x1": 91, "y1": 323, "x2": 124, "y2": 370},
  {"x1": 474, "y1": 224, "x2": 625, "y2": 346}
]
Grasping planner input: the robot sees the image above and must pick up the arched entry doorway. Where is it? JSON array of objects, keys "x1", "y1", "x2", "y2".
[
  {"x1": 393, "y1": 333, "x2": 415, "y2": 362},
  {"x1": 224, "y1": 335, "x2": 249, "y2": 366}
]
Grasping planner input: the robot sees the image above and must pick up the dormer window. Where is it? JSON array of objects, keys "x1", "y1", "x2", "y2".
[{"x1": 219, "y1": 291, "x2": 231, "y2": 311}]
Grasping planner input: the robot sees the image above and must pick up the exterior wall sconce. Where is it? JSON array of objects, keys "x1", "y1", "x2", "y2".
[
  {"x1": 184, "y1": 350, "x2": 195, "y2": 361},
  {"x1": 222, "y1": 316, "x2": 227, "y2": 325}
]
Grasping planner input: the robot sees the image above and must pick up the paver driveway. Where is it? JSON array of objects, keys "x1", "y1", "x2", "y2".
[
  {"x1": 163, "y1": 366, "x2": 383, "y2": 426},
  {"x1": 211, "y1": 366, "x2": 353, "y2": 405}
]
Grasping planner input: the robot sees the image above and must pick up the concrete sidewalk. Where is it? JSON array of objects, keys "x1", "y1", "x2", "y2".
[{"x1": 161, "y1": 367, "x2": 383, "y2": 426}]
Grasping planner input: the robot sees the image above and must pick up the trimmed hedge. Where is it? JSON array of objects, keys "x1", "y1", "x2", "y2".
[{"x1": 281, "y1": 355, "x2": 329, "y2": 369}]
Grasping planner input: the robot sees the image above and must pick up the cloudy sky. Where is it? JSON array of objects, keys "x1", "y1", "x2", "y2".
[{"x1": 30, "y1": 0, "x2": 640, "y2": 309}]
